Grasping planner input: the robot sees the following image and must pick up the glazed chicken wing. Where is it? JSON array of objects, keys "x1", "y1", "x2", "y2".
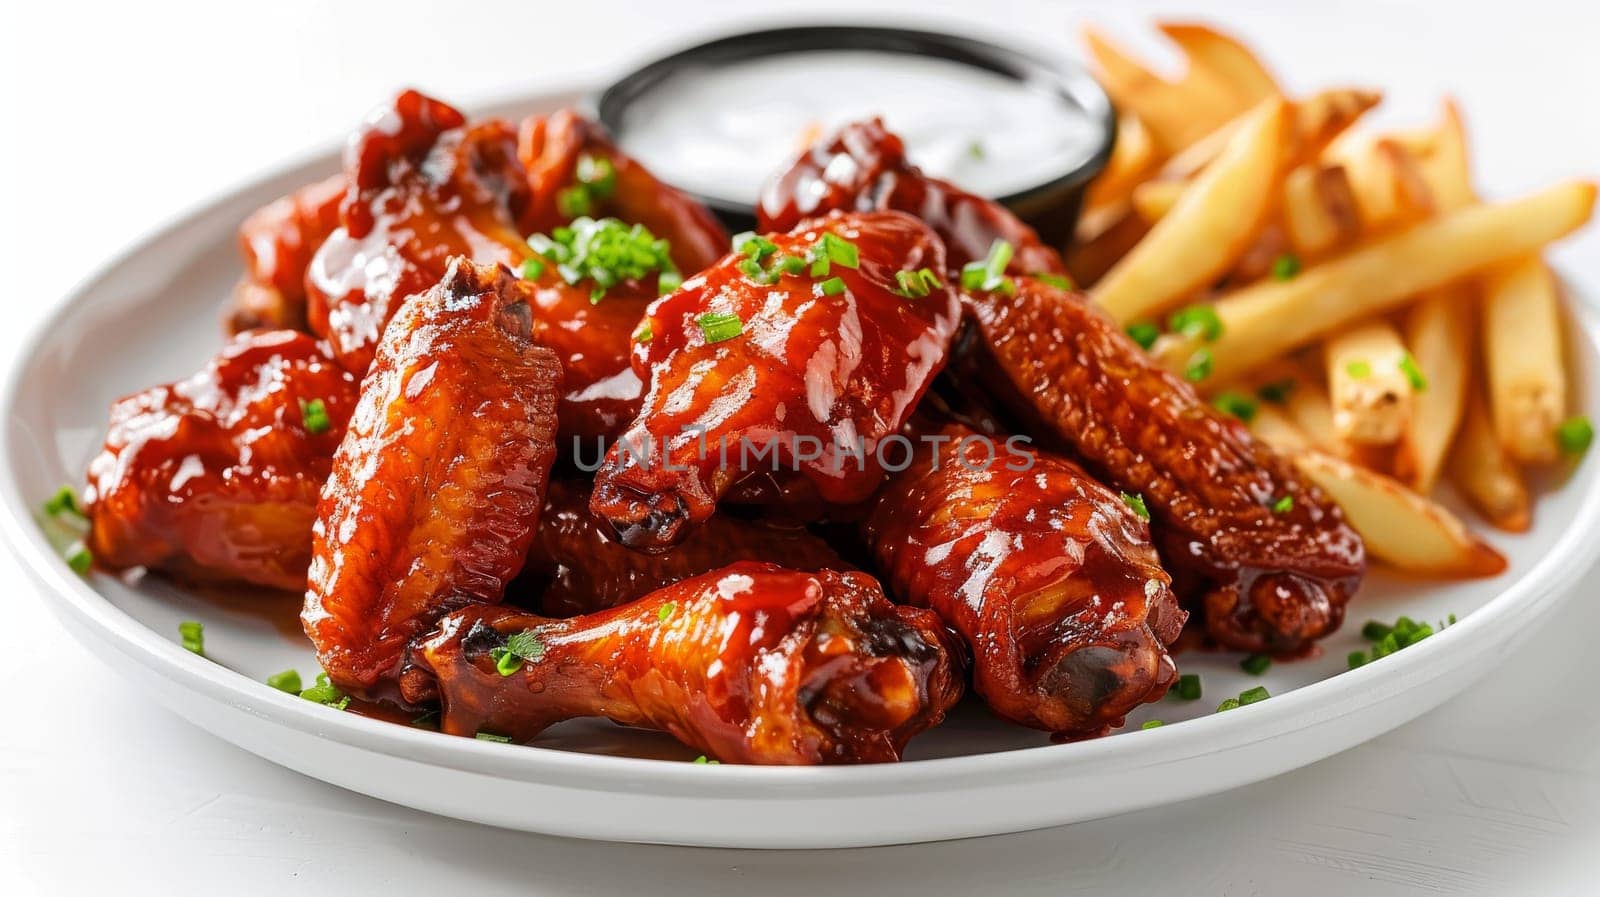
[
  {"x1": 519, "y1": 109, "x2": 728, "y2": 275},
  {"x1": 590, "y1": 210, "x2": 962, "y2": 549},
  {"x1": 411, "y1": 562, "x2": 964, "y2": 764},
  {"x1": 303, "y1": 259, "x2": 561, "y2": 696},
  {"x1": 306, "y1": 90, "x2": 531, "y2": 375},
  {"x1": 758, "y1": 117, "x2": 1062, "y2": 274},
  {"x1": 763, "y1": 120, "x2": 1365, "y2": 654},
  {"x1": 526, "y1": 479, "x2": 848, "y2": 617},
  {"x1": 968, "y1": 278, "x2": 1364, "y2": 653},
  {"x1": 864, "y1": 424, "x2": 1183, "y2": 735},
  {"x1": 226, "y1": 174, "x2": 345, "y2": 334},
  {"x1": 86, "y1": 330, "x2": 358, "y2": 590}
]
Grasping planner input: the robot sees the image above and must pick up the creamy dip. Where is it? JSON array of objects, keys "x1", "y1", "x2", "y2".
[{"x1": 616, "y1": 50, "x2": 1103, "y2": 206}]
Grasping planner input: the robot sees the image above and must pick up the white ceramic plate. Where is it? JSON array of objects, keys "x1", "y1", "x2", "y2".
[{"x1": 4, "y1": 90, "x2": 1598, "y2": 849}]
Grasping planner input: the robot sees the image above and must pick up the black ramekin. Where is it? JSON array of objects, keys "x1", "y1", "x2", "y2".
[{"x1": 592, "y1": 25, "x2": 1115, "y2": 245}]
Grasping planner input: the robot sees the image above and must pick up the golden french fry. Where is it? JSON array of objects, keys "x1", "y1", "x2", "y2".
[
  {"x1": 1157, "y1": 22, "x2": 1280, "y2": 105},
  {"x1": 1152, "y1": 181, "x2": 1596, "y2": 382},
  {"x1": 1249, "y1": 404, "x2": 1313, "y2": 452},
  {"x1": 1325, "y1": 320, "x2": 1416, "y2": 444},
  {"x1": 1281, "y1": 162, "x2": 1361, "y2": 258},
  {"x1": 1094, "y1": 99, "x2": 1289, "y2": 323},
  {"x1": 1447, "y1": 383, "x2": 1532, "y2": 532},
  {"x1": 1328, "y1": 136, "x2": 1436, "y2": 232},
  {"x1": 1395, "y1": 286, "x2": 1472, "y2": 491},
  {"x1": 1081, "y1": 25, "x2": 1252, "y2": 152},
  {"x1": 1291, "y1": 450, "x2": 1507, "y2": 577},
  {"x1": 1416, "y1": 98, "x2": 1475, "y2": 211},
  {"x1": 1131, "y1": 179, "x2": 1183, "y2": 222},
  {"x1": 1084, "y1": 112, "x2": 1163, "y2": 216},
  {"x1": 1281, "y1": 369, "x2": 1346, "y2": 455},
  {"x1": 1164, "y1": 87, "x2": 1380, "y2": 180},
  {"x1": 1481, "y1": 256, "x2": 1567, "y2": 463}
]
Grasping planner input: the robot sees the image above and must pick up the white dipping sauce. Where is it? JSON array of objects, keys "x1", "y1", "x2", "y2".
[{"x1": 616, "y1": 51, "x2": 1102, "y2": 205}]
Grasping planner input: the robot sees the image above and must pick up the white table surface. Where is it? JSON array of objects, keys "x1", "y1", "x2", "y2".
[{"x1": 3, "y1": 0, "x2": 1598, "y2": 893}]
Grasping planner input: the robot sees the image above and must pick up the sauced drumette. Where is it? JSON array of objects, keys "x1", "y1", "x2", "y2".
[
  {"x1": 303, "y1": 260, "x2": 561, "y2": 696},
  {"x1": 525, "y1": 479, "x2": 847, "y2": 617},
  {"x1": 412, "y1": 562, "x2": 964, "y2": 764},
  {"x1": 85, "y1": 330, "x2": 358, "y2": 590},
  {"x1": 864, "y1": 423, "x2": 1183, "y2": 736},
  {"x1": 590, "y1": 210, "x2": 962, "y2": 549},
  {"x1": 760, "y1": 119, "x2": 1365, "y2": 655},
  {"x1": 226, "y1": 175, "x2": 345, "y2": 334}
]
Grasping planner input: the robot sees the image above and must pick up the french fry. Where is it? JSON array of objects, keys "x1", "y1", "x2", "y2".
[
  {"x1": 1416, "y1": 98, "x2": 1475, "y2": 211},
  {"x1": 1327, "y1": 136, "x2": 1435, "y2": 232},
  {"x1": 1291, "y1": 450, "x2": 1507, "y2": 577},
  {"x1": 1325, "y1": 320, "x2": 1416, "y2": 444},
  {"x1": 1082, "y1": 25, "x2": 1253, "y2": 153},
  {"x1": 1157, "y1": 23, "x2": 1280, "y2": 106},
  {"x1": 1131, "y1": 179, "x2": 1183, "y2": 222},
  {"x1": 1394, "y1": 286, "x2": 1473, "y2": 491},
  {"x1": 1281, "y1": 162, "x2": 1361, "y2": 258},
  {"x1": 1281, "y1": 369, "x2": 1346, "y2": 455},
  {"x1": 1084, "y1": 112, "x2": 1163, "y2": 217},
  {"x1": 1094, "y1": 99, "x2": 1289, "y2": 324},
  {"x1": 1447, "y1": 382, "x2": 1533, "y2": 532},
  {"x1": 1481, "y1": 256, "x2": 1567, "y2": 463},
  {"x1": 1249, "y1": 404, "x2": 1313, "y2": 452},
  {"x1": 1151, "y1": 181, "x2": 1597, "y2": 382},
  {"x1": 1163, "y1": 87, "x2": 1380, "y2": 181},
  {"x1": 1066, "y1": 208, "x2": 1149, "y2": 287}
]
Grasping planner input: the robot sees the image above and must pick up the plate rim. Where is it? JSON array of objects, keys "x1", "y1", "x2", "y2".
[{"x1": 4, "y1": 85, "x2": 1598, "y2": 800}]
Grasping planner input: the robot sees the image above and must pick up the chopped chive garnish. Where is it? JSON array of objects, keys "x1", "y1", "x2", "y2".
[
  {"x1": 1398, "y1": 353, "x2": 1428, "y2": 391},
  {"x1": 819, "y1": 233, "x2": 859, "y2": 269},
  {"x1": 893, "y1": 268, "x2": 944, "y2": 298},
  {"x1": 1345, "y1": 360, "x2": 1372, "y2": 379},
  {"x1": 491, "y1": 629, "x2": 547, "y2": 676},
  {"x1": 1126, "y1": 322, "x2": 1160, "y2": 350},
  {"x1": 1120, "y1": 492, "x2": 1150, "y2": 521},
  {"x1": 1216, "y1": 698, "x2": 1241, "y2": 712},
  {"x1": 300, "y1": 398, "x2": 331, "y2": 435},
  {"x1": 968, "y1": 140, "x2": 985, "y2": 159},
  {"x1": 1271, "y1": 495, "x2": 1294, "y2": 514},
  {"x1": 525, "y1": 216, "x2": 678, "y2": 303},
  {"x1": 1347, "y1": 651, "x2": 1368, "y2": 669},
  {"x1": 1271, "y1": 253, "x2": 1301, "y2": 281},
  {"x1": 64, "y1": 539, "x2": 92, "y2": 575},
  {"x1": 43, "y1": 485, "x2": 85, "y2": 520},
  {"x1": 1173, "y1": 673, "x2": 1202, "y2": 701},
  {"x1": 1361, "y1": 620, "x2": 1392, "y2": 641},
  {"x1": 816, "y1": 277, "x2": 847, "y2": 297},
  {"x1": 1213, "y1": 391, "x2": 1258, "y2": 423},
  {"x1": 1167, "y1": 304, "x2": 1223, "y2": 342},
  {"x1": 475, "y1": 732, "x2": 512, "y2": 743},
  {"x1": 1034, "y1": 272, "x2": 1075, "y2": 291},
  {"x1": 1140, "y1": 720, "x2": 1164, "y2": 730},
  {"x1": 178, "y1": 620, "x2": 204, "y2": 655},
  {"x1": 1256, "y1": 378, "x2": 1296, "y2": 403},
  {"x1": 1185, "y1": 348, "x2": 1214, "y2": 382},
  {"x1": 697, "y1": 312, "x2": 744, "y2": 344},
  {"x1": 1240, "y1": 654, "x2": 1271, "y2": 675},
  {"x1": 658, "y1": 601, "x2": 676, "y2": 624},
  {"x1": 634, "y1": 320, "x2": 653, "y2": 344},
  {"x1": 959, "y1": 239, "x2": 1016, "y2": 295},
  {"x1": 520, "y1": 257, "x2": 546, "y2": 281},
  {"x1": 1238, "y1": 685, "x2": 1270, "y2": 705},
  {"x1": 692, "y1": 755, "x2": 720, "y2": 765},
  {"x1": 299, "y1": 672, "x2": 349, "y2": 709},
  {"x1": 735, "y1": 233, "x2": 778, "y2": 261},
  {"x1": 266, "y1": 669, "x2": 302, "y2": 693},
  {"x1": 554, "y1": 154, "x2": 617, "y2": 219},
  {"x1": 1557, "y1": 416, "x2": 1594, "y2": 456}
]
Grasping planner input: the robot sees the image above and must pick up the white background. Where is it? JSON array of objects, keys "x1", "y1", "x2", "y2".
[{"x1": 3, "y1": 1, "x2": 1599, "y2": 893}]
